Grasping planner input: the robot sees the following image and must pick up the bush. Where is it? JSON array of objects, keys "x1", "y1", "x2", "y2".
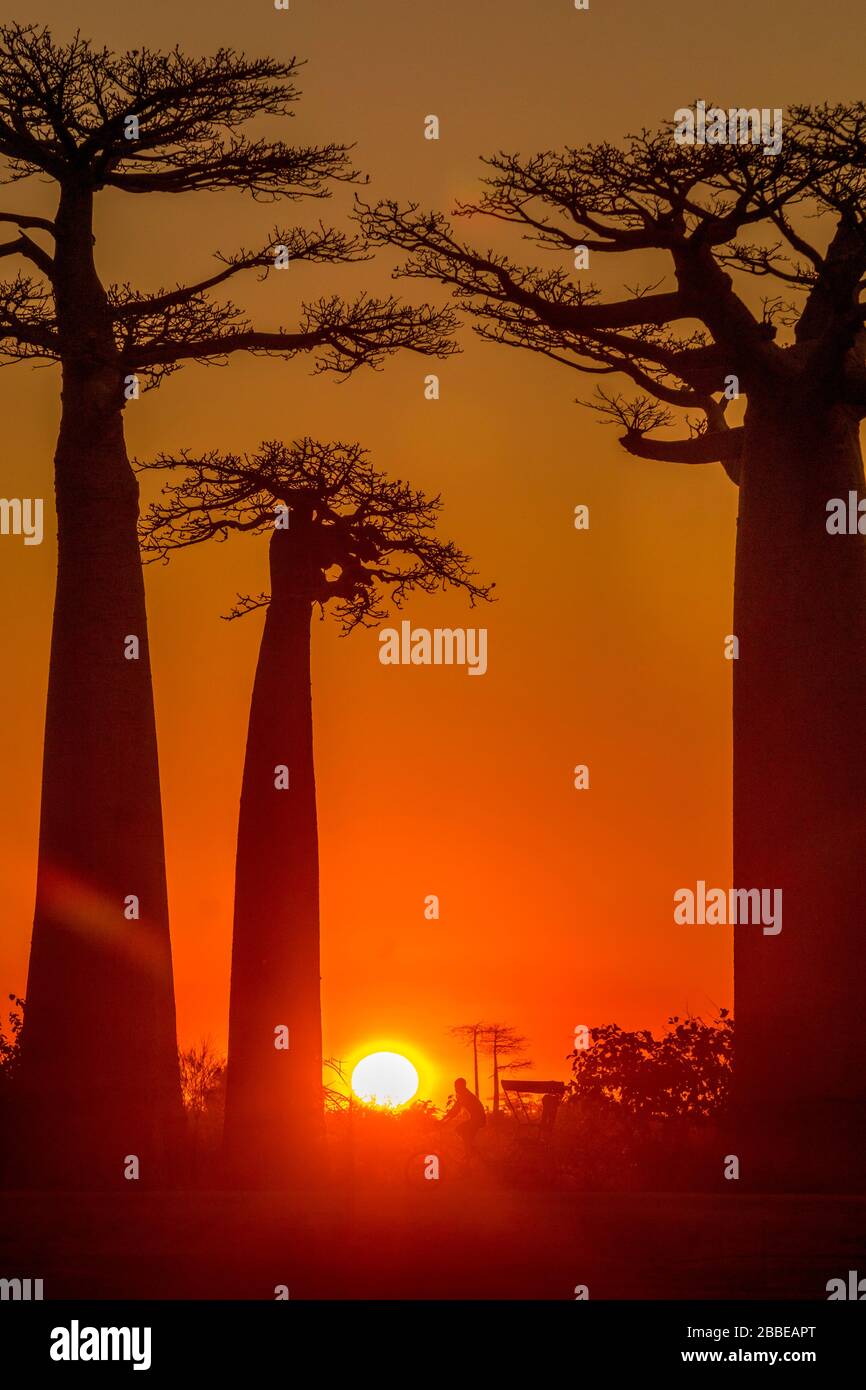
[{"x1": 553, "y1": 1012, "x2": 734, "y2": 1189}]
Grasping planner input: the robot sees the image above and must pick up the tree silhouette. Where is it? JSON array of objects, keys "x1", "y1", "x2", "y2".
[
  {"x1": 359, "y1": 108, "x2": 866, "y2": 1178},
  {"x1": 477, "y1": 1023, "x2": 531, "y2": 1115},
  {"x1": 0, "y1": 24, "x2": 454, "y2": 1185},
  {"x1": 178, "y1": 1039, "x2": 226, "y2": 1118},
  {"x1": 178, "y1": 1039, "x2": 226, "y2": 1179},
  {"x1": 0, "y1": 993, "x2": 24, "y2": 1183},
  {"x1": 567, "y1": 1012, "x2": 733, "y2": 1120},
  {"x1": 450, "y1": 1021, "x2": 487, "y2": 1098},
  {"x1": 0, "y1": 994, "x2": 23, "y2": 1085},
  {"x1": 138, "y1": 438, "x2": 492, "y2": 1183}
]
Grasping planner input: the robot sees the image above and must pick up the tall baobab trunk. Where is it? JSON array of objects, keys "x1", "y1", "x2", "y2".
[
  {"x1": 19, "y1": 185, "x2": 182, "y2": 1187},
  {"x1": 223, "y1": 525, "x2": 324, "y2": 1186},
  {"x1": 733, "y1": 383, "x2": 866, "y2": 1187}
]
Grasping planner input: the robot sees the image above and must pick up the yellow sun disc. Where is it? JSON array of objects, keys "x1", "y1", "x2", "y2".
[{"x1": 351, "y1": 1051, "x2": 419, "y2": 1107}]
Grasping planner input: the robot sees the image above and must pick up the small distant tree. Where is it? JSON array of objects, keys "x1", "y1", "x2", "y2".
[
  {"x1": 567, "y1": 1011, "x2": 733, "y2": 1120},
  {"x1": 0, "y1": 994, "x2": 24, "y2": 1178},
  {"x1": 323, "y1": 1058, "x2": 352, "y2": 1114},
  {"x1": 0, "y1": 994, "x2": 24, "y2": 1084},
  {"x1": 139, "y1": 437, "x2": 492, "y2": 1183},
  {"x1": 450, "y1": 1022, "x2": 487, "y2": 1098},
  {"x1": 178, "y1": 1039, "x2": 225, "y2": 1116},
  {"x1": 479, "y1": 1023, "x2": 532, "y2": 1115},
  {"x1": 178, "y1": 1039, "x2": 226, "y2": 1177}
]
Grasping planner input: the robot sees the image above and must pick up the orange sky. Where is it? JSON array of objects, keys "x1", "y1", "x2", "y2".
[{"x1": 0, "y1": 0, "x2": 860, "y2": 1104}]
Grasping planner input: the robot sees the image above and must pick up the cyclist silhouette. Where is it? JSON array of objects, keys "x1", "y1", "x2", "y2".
[{"x1": 443, "y1": 1077, "x2": 486, "y2": 1155}]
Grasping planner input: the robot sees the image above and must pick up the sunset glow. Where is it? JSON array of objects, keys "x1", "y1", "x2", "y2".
[{"x1": 0, "y1": 0, "x2": 863, "y2": 1327}]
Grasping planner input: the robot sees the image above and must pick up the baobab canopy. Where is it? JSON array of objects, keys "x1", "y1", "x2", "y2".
[{"x1": 137, "y1": 437, "x2": 493, "y2": 626}]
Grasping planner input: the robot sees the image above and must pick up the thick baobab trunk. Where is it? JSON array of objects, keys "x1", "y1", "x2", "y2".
[
  {"x1": 733, "y1": 384, "x2": 866, "y2": 1187},
  {"x1": 224, "y1": 527, "x2": 324, "y2": 1186},
  {"x1": 18, "y1": 186, "x2": 182, "y2": 1187}
]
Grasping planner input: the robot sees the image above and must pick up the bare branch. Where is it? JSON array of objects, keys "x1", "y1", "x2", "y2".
[
  {"x1": 0, "y1": 229, "x2": 53, "y2": 278},
  {"x1": 111, "y1": 224, "x2": 365, "y2": 329},
  {"x1": 0, "y1": 271, "x2": 59, "y2": 358},
  {"x1": 0, "y1": 210, "x2": 55, "y2": 235},
  {"x1": 122, "y1": 294, "x2": 457, "y2": 378},
  {"x1": 355, "y1": 108, "x2": 866, "y2": 434},
  {"x1": 0, "y1": 25, "x2": 359, "y2": 196},
  {"x1": 586, "y1": 389, "x2": 743, "y2": 484}
]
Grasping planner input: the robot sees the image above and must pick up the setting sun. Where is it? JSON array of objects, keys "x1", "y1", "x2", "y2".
[{"x1": 351, "y1": 1052, "x2": 419, "y2": 1107}]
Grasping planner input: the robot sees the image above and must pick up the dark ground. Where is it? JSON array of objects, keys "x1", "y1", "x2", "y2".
[{"x1": 1, "y1": 1189, "x2": 864, "y2": 1300}]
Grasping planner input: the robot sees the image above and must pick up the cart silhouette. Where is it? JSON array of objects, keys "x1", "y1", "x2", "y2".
[{"x1": 501, "y1": 1079, "x2": 565, "y2": 1148}]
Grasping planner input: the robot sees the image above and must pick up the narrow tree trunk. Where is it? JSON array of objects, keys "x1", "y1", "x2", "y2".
[
  {"x1": 223, "y1": 528, "x2": 324, "y2": 1186},
  {"x1": 17, "y1": 185, "x2": 182, "y2": 1187},
  {"x1": 733, "y1": 384, "x2": 866, "y2": 1187},
  {"x1": 473, "y1": 1030, "x2": 480, "y2": 1099}
]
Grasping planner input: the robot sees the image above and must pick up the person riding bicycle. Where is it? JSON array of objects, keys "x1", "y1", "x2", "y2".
[{"x1": 443, "y1": 1077, "x2": 486, "y2": 1154}]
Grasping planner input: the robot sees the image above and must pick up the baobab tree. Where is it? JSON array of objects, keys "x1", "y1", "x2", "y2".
[
  {"x1": 0, "y1": 24, "x2": 454, "y2": 1185},
  {"x1": 359, "y1": 106, "x2": 866, "y2": 1183},
  {"x1": 138, "y1": 438, "x2": 492, "y2": 1184},
  {"x1": 478, "y1": 1024, "x2": 531, "y2": 1117},
  {"x1": 450, "y1": 1021, "x2": 487, "y2": 1098}
]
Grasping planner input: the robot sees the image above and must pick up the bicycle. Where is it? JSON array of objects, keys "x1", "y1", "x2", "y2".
[{"x1": 402, "y1": 1119, "x2": 474, "y2": 1187}]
